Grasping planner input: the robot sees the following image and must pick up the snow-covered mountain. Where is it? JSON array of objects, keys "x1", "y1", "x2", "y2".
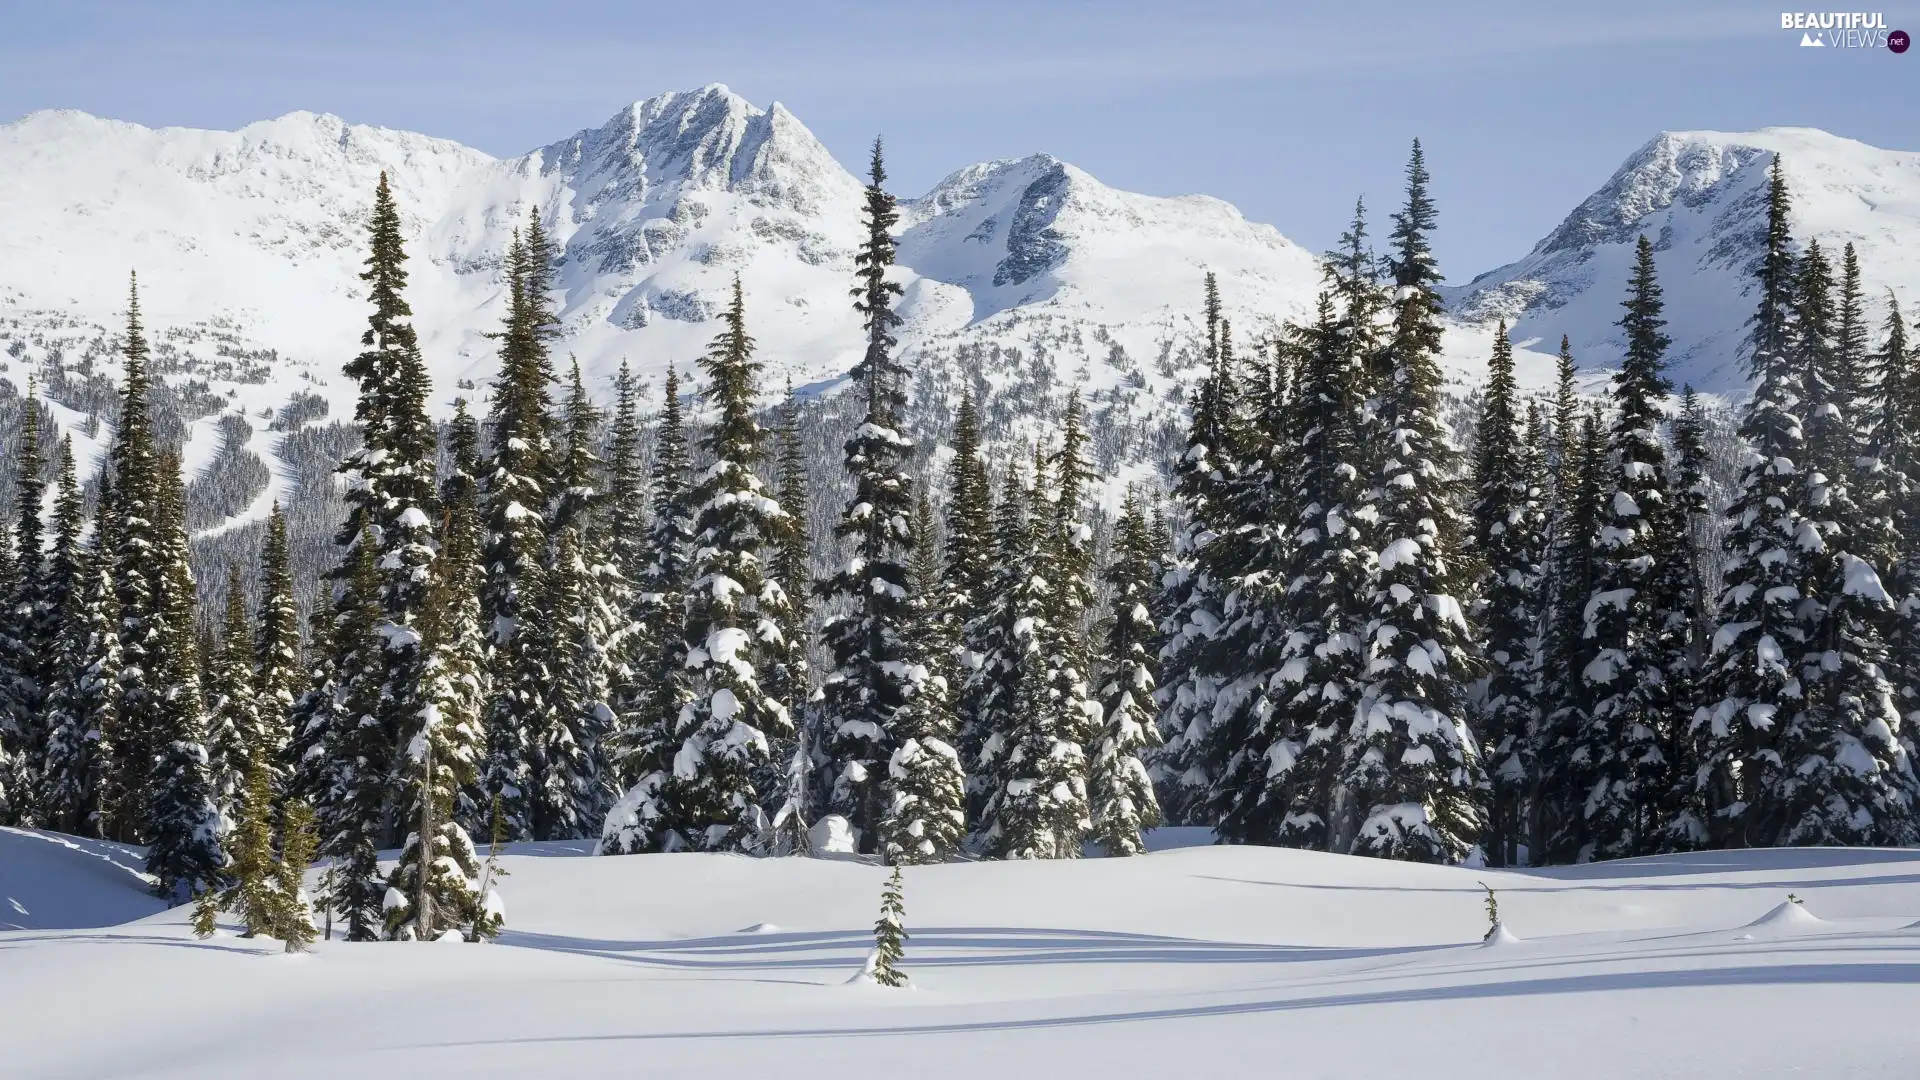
[
  {"x1": 0, "y1": 85, "x2": 1318, "y2": 433},
  {"x1": 4, "y1": 94, "x2": 1918, "y2": 549},
  {"x1": 1445, "y1": 127, "x2": 1920, "y2": 391}
]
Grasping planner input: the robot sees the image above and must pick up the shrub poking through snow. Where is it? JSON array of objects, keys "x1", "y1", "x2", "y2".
[{"x1": 1479, "y1": 880, "x2": 1500, "y2": 941}]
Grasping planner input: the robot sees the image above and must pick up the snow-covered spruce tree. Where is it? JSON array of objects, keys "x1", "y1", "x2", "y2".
[
  {"x1": 1230, "y1": 287, "x2": 1365, "y2": 849},
  {"x1": 600, "y1": 365, "x2": 697, "y2": 855},
  {"x1": 817, "y1": 141, "x2": 928, "y2": 854},
  {"x1": 357, "y1": 172, "x2": 444, "y2": 854},
  {"x1": 1878, "y1": 298, "x2": 1920, "y2": 758},
  {"x1": 253, "y1": 505, "x2": 300, "y2": 799},
  {"x1": 908, "y1": 487, "x2": 949, "y2": 697},
  {"x1": 763, "y1": 383, "x2": 816, "y2": 849},
  {"x1": 24, "y1": 432, "x2": 89, "y2": 829},
  {"x1": 945, "y1": 389, "x2": 998, "y2": 826},
  {"x1": 105, "y1": 278, "x2": 167, "y2": 842},
  {"x1": 313, "y1": 171, "x2": 439, "y2": 871},
  {"x1": 1263, "y1": 211, "x2": 1393, "y2": 853},
  {"x1": 768, "y1": 380, "x2": 814, "y2": 716},
  {"x1": 143, "y1": 452, "x2": 223, "y2": 901},
  {"x1": 879, "y1": 686, "x2": 967, "y2": 864},
  {"x1": 1089, "y1": 490, "x2": 1165, "y2": 856},
  {"x1": 203, "y1": 567, "x2": 259, "y2": 820},
  {"x1": 602, "y1": 364, "x2": 649, "y2": 791},
  {"x1": 1528, "y1": 339, "x2": 1581, "y2": 861},
  {"x1": 0, "y1": 533, "x2": 14, "y2": 823},
  {"x1": 1659, "y1": 388, "x2": 1716, "y2": 846},
  {"x1": 1693, "y1": 157, "x2": 1814, "y2": 850},
  {"x1": 436, "y1": 399, "x2": 491, "y2": 832},
  {"x1": 671, "y1": 278, "x2": 795, "y2": 853},
  {"x1": 971, "y1": 460, "x2": 1063, "y2": 858},
  {"x1": 1154, "y1": 274, "x2": 1237, "y2": 828},
  {"x1": 1346, "y1": 146, "x2": 1485, "y2": 864},
  {"x1": 1773, "y1": 241, "x2": 1916, "y2": 845},
  {"x1": 1471, "y1": 322, "x2": 1546, "y2": 866},
  {"x1": 480, "y1": 218, "x2": 560, "y2": 842},
  {"x1": 1033, "y1": 396, "x2": 1098, "y2": 854},
  {"x1": 1535, "y1": 404, "x2": 1608, "y2": 863},
  {"x1": 1574, "y1": 235, "x2": 1682, "y2": 860},
  {"x1": 877, "y1": 483, "x2": 966, "y2": 865},
  {"x1": 2, "y1": 387, "x2": 53, "y2": 822},
  {"x1": 1191, "y1": 319, "x2": 1301, "y2": 835},
  {"x1": 284, "y1": 589, "x2": 340, "y2": 822},
  {"x1": 381, "y1": 507, "x2": 489, "y2": 941},
  {"x1": 322, "y1": 533, "x2": 391, "y2": 939},
  {"x1": 39, "y1": 450, "x2": 118, "y2": 836},
  {"x1": 531, "y1": 360, "x2": 617, "y2": 840},
  {"x1": 604, "y1": 360, "x2": 650, "y2": 628}
]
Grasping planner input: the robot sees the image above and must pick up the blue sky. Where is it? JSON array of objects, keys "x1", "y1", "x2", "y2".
[{"x1": 0, "y1": 0, "x2": 1911, "y2": 275}]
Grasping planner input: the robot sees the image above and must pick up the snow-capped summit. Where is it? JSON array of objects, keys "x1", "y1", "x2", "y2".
[
  {"x1": 0, "y1": 86, "x2": 1322, "y2": 444},
  {"x1": 899, "y1": 153, "x2": 1318, "y2": 327},
  {"x1": 4, "y1": 95, "x2": 1919, "y2": 524},
  {"x1": 1445, "y1": 127, "x2": 1920, "y2": 390}
]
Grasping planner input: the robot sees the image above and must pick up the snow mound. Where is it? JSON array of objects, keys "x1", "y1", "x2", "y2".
[
  {"x1": 808, "y1": 815, "x2": 858, "y2": 856},
  {"x1": 845, "y1": 947, "x2": 910, "y2": 988},
  {"x1": 0, "y1": 828, "x2": 164, "y2": 930},
  {"x1": 1747, "y1": 898, "x2": 1823, "y2": 929},
  {"x1": 1481, "y1": 922, "x2": 1522, "y2": 947},
  {"x1": 735, "y1": 922, "x2": 782, "y2": 934}
]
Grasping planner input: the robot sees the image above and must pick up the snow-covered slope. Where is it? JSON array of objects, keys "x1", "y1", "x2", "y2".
[
  {"x1": 1446, "y1": 127, "x2": 1920, "y2": 391},
  {"x1": 0, "y1": 827, "x2": 163, "y2": 930},
  {"x1": 5, "y1": 835, "x2": 1920, "y2": 1078}
]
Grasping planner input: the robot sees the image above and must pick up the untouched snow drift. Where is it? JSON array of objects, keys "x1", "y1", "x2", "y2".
[{"x1": 5, "y1": 834, "x2": 1920, "y2": 1078}]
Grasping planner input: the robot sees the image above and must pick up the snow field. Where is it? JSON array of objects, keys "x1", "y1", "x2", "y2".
[{"x1": 6, "y1": 827, "x2": 1920, "y2": 1078}]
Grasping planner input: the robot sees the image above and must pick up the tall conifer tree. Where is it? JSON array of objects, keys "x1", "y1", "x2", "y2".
[
  {"x1": 1695, "y1": 157, "x2": 1815, "y2": 849},
  {"x1": 670, "y1": 279, "x2": 794, "y2": 852},
  {"x1": 1472, "y1": 323, "x2": 1545, "y2": 865},
  {"x1": 818, "y1": 142, "x2": 928, "y2": 853},
  {"x1": 945, "y1": 390, "x2": 998, "y2": 823},
  {"x1": 481, "y1": 215, "x2": 561, "y2": 841},
  {"x1": 253, "y1": 505, "x2": 300, "y2": 798},
  {"x1": 40, "y1": 452, "x2": 117, "y2": 836},
  {"x1": 1089, "y1": 491, "x2": 1164, "y2": 856},
  {"x1": 204, "y1": 566, "x2": 260, "y2": 819},
  {"x1": 532, "y1": 360, "x2": 616, "y2": 839},
  {"x1": 143, "y1": 451, "x2": 222, "y2": 900},
  {"x1": 1576, "y1": 235, "x2": 1681, "y2": 859},
  {"x1": 107, "y1": 275, "x2": 164, "y2": 843},
  {"x1": 601, "y1": 365, "x2": 696, "y2": 854},
  {"x1": 1778, "y1": 241, "x2": 1915, "y2": 844},
  {"x1": 3, "y1": 387, "x2": 52, "y2": 818},
  {"x1": 1877, "y1": 298, "x2": 1920, "y2": 757},
  {"x1": 1346, "y1": 145, "x2": 1484, "y2": 862}
]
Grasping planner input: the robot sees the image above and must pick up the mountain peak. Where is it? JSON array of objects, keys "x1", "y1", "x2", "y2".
[{"x1": 1446, "y1": 125, "x2": 1920, "y2": 390}]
